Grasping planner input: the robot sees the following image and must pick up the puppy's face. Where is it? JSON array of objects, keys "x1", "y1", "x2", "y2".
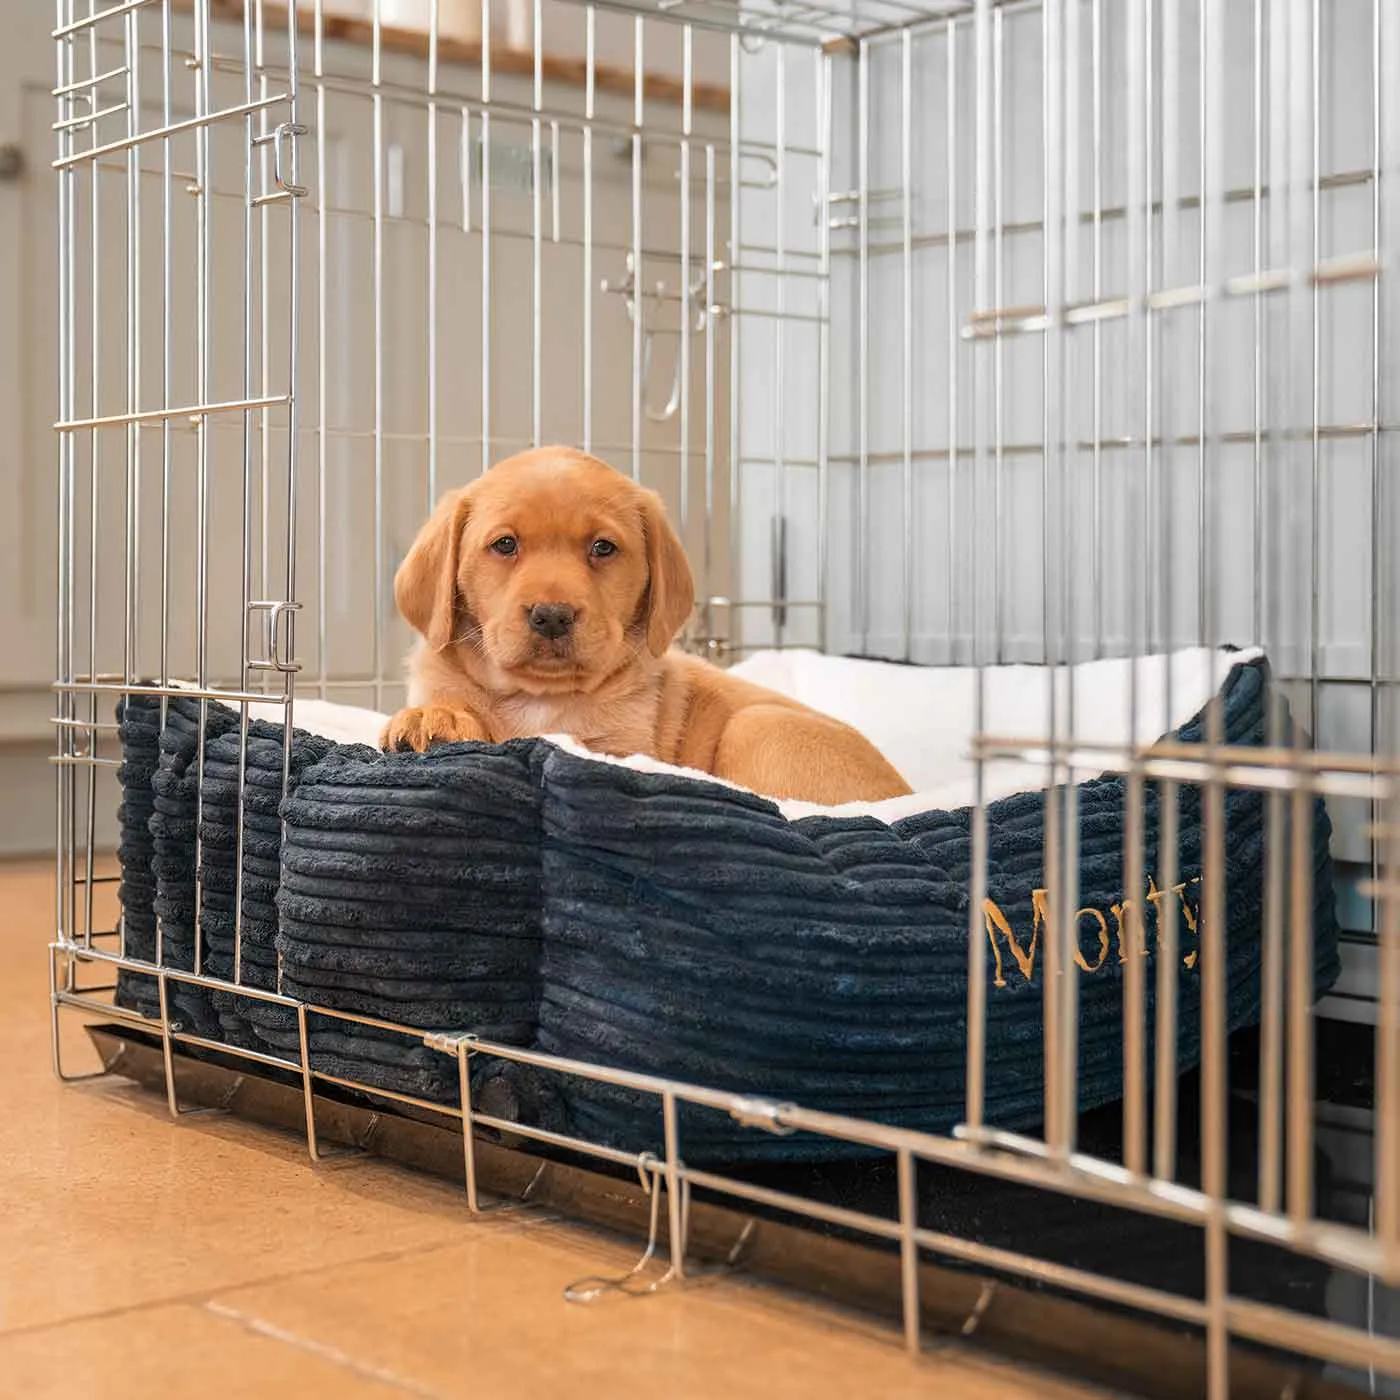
[{"x1": 395, "y1": 448, "x2": 695, "y2": 695}]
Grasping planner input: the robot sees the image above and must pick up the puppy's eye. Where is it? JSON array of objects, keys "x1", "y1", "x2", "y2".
[
  {"x1": 589, "y1": 539, "x2": 617, "y2": 559},
  {"x1": 490, "y1": 536, "x2": 518, "y2": 557}
]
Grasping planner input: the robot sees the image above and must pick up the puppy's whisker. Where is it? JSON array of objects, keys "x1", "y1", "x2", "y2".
[{"x1": 447, "y1": 624, "x2": 486, "y2": 654}]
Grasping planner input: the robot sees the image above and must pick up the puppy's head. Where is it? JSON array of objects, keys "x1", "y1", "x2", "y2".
[{"x1": 394, "y1": 447, "x2": 694, "y2": 694}]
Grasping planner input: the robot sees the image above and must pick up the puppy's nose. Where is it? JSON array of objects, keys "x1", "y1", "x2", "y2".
[{"x1": 526, "y1": 603, "x2": 576, "y2": 640}]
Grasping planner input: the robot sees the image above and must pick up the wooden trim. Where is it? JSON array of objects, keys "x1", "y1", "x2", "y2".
[{"x1": 197, "y1": 0, "x2": 733, "y2": 112}]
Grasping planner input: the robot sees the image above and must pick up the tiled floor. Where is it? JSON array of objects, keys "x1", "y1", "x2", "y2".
[{"x1": 1, "y1": 858, "x2": 1115, "y2": 1398}]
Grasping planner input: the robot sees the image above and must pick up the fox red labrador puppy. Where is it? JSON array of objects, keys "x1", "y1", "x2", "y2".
[{"x1": 383, "y1": 446, "x2": 911, "y2": 805}]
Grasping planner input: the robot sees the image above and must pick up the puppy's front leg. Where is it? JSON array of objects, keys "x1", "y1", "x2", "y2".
[{"x1": 381, "y1": 702, "x2": 490, "y2": 753}]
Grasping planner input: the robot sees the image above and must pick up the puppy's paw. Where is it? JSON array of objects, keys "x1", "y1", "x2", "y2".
[{"x1": 380, "y1": 704, "x2": 487, "y2": 753}]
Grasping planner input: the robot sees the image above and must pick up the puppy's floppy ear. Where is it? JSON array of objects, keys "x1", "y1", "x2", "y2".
[
  {"x1": 638, "y1": 488, "x2": 695, "y2": 657},
  {"x1": 394, "y1": 487, "x2": 472, "y2": 652}
]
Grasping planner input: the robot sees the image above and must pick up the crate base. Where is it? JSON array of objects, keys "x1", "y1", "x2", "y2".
[{"x1": 82, "y1": 1021, "x2": 1361, "y2": 1400}]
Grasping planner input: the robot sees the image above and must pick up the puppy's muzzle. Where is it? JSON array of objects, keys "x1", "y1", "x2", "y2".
[{"x1": 526, "y1": 602, "x2": 576, "y2": 641}]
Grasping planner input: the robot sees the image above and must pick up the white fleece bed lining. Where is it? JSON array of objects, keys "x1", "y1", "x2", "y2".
[{"x1": 225, "y1": 646, "x2": 1260, "y2": 823}]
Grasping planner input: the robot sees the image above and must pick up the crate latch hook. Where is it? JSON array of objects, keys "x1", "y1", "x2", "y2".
[
  {"x1": 252, "y1": 120, "x2": 308, "y2": 203},
  {"x1": 602, "y1": 251, "x2": 723, "y2": 423},
  {"x1": 247, "y1": 599, "x2": 302, "y2": 674}
]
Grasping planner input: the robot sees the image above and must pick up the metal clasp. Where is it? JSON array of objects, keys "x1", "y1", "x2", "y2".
[
  {"x1": 728, "y1": 1095, "x2": 797, "y2": 1136},
  {"x1": 252, "y1": 120, "x2": 307, "y2": 203},
  {"x1": 246, "y1": 599, "x2": 302, "y2": 674},
  {"x1": 601, "y1": 251, "x2": 723, "y2": 423}
]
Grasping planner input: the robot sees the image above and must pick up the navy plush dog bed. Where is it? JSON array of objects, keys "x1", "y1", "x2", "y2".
[{"x1": 112, "y1": 649, "x2": 1341, "y2": 1163}]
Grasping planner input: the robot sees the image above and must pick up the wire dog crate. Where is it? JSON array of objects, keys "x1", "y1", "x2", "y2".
[{"x1": 49, "y1": 0, "x2": 1400, "y2": 1394}]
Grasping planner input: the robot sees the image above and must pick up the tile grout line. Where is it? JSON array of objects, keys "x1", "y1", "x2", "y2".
[
  {"x1": 204, "y1": 1299, "x2": 454, "y2": 1399},
  {"x1": 0, "y1": 1222, "x2": 556, "y2": 1345}
]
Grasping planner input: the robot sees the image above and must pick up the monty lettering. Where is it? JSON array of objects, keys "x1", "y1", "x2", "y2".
[{"x1": 982, "y1": 876, "x2": 1203, "y2": 989}]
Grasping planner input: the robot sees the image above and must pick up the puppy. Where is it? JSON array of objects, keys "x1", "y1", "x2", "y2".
[{"x1": 383, "y1": 447, "x2": 911, "y2": 805}]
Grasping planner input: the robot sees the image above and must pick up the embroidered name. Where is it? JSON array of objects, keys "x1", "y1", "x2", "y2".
[{"x1": 982, "y1": 876, "x2": 1202, "y2": 988}]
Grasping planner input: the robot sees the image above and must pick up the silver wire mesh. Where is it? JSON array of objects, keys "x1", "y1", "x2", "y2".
[{"x1": 50, "y1": 0, "x2": 1400, "y2": 1393}]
